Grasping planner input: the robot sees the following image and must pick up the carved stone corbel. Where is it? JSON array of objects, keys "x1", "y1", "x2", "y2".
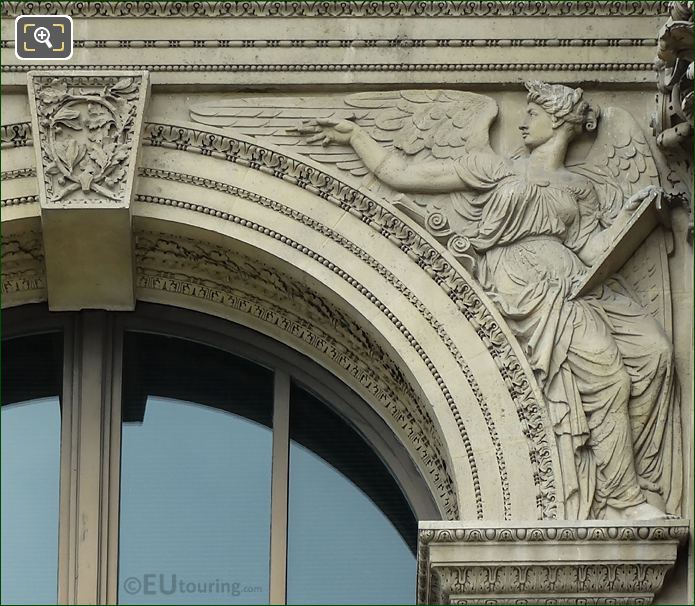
[
  {"x1": 417, "y1": 521, "x2": 689, "y2": 605},
  {"x1": 27, "y1": 70, "x2": 150, "y2": 310}
]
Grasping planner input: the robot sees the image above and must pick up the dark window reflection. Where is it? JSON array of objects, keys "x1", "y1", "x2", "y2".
[
  {"x1": 287, "y1": 383, "x2": 416, "y2": 605},
  {"x1": 1, "y1": 333, "x2": 63, "y2": 406},
  {"x1": 118, "y1": 333, "x2": 273, "y2": 605},
  {"x1": 1, "y1": 333, "x2": 63, "y2": 605}
]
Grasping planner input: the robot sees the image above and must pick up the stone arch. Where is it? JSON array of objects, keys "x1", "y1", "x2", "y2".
[{"x1": 1, "y1": 118, "x2": 563, "y2": 521}]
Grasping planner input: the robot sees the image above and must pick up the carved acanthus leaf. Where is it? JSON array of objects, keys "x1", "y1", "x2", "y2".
[{"x1": 28, "y1": 72, "x2": 149, "y2": 206}]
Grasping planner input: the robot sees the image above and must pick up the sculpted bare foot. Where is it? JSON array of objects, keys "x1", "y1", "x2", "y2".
[{"x1": 606, "y1": 502, "x2": 668, "y2": 521}]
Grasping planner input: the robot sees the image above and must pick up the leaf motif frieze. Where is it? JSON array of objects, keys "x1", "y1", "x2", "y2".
[{"x1": 0, "y1": 1, "x2": 671, "y2": 19}]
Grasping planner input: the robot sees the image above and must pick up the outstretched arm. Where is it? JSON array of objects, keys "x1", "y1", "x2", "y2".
[{"x1": 298, "y1": 118, "x2": 470, "y2": 193}]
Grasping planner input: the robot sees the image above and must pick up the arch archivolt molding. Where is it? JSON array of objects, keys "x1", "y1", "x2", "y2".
[
  {"x1": 1, "y1": 115, "x2": 561, "y2": 522},
  {"x1": 133, "y1": 226, "x2": 460, "y2": 519}
]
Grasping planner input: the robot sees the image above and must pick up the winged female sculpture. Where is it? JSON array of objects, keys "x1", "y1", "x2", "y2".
[{"x1": 190, "y1": 82, "x2": 682, "y2": 520}]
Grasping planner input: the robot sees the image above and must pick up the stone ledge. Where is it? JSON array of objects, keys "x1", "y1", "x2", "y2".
[
  {"x1": 417, "y1": 520, "x2": 689, "y2": 605},
  {"x1": 0, "y1": 1, "x2": 671, "y2": 19}
]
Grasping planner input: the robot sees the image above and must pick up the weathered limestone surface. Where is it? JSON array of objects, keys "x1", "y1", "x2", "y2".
[
  {"x1": 1, "y1": 2, "x2": 691, "y2": 604},
  {"x1": 27, "y1": 70, "x2": 149, "y2": 310},
  {"x1": 418, "y1": 520, "x2": 689, "y2": 604}
]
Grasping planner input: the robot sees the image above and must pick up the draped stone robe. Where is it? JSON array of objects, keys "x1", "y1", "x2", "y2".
[{"x1": 450, "y1": 153, "x2": 682, "y2": 519}]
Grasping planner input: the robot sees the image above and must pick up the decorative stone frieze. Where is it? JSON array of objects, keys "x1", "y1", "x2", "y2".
[
  {"x1": 417, "y1": 520, "x2": 689, "y2": 604},
  {"x1": 27, "y1": 70, "x2": 149, "y2": 310},
  {"x1": 0, "y1": 227, "x2": 46, "y2": 306},
  {"x1": 1, "y1": 2, "x2": 667, "y2": 87},
  {"x1": 0, "y1": 1, "x2": 673, "y2": 19},
  {"x1": 0, "y1": 122, "x2": 32, "y2": 148}
]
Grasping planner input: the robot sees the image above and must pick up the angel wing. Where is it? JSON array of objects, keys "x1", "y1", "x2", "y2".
[
  {"x1": 568, "y1": 107, "x2": 673, "y2": 335},
  {"x1": 344, "y1": 90, "x2": 497, "y2": 159},
  {"x1": 190, "y1": 90, "x2": 498, "y2": 182},
  {"x1": 190, "y1": 90, "x2": 498, "y2": 271},
  {"x1": 568, "y1": 106, "x2": 660, "y2": 222},
  {"x1": 190, "y1": 97, "x2": 372, "y2": 176}
]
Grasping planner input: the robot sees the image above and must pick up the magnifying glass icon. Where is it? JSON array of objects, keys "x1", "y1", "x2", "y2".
[{"x1": 33, "y1": 26, "x2": 53, "y2": 49}]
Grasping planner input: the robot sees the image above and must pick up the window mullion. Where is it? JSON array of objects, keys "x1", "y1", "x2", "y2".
[
  {"x1": 63, "y1": 312, "x2": 121, "y2": 605},
  {"x1": 58, "y1": 317, "x2": 77, "y2": 605},
  {"x1": 269, "y1": 371, "x2": 290, "y2": 605},
  {"x1": 103, "y1": 318, "x2": 124, "y2": 604}
]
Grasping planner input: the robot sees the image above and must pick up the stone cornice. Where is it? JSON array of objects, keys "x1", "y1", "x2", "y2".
[
  {"x1": 0, "y1": 1, "x2": 670, "y2": 19},
  {"x1": 1, "y1": 4, "x2": 663, "y2": 86},
  {"x1": 417, "y1": 520, "x2": 690, "y2": 604}
]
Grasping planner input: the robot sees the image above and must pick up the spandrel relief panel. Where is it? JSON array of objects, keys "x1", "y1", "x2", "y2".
[
  {"x1": 0, "y1": 2, "x2": 692, "y2": 604},
  {"x1": 190, "y1": 81, "x2": 684, "y2": 523}
]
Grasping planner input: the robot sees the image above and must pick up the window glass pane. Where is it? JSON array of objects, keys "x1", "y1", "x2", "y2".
[
  {"x1": 287, "y1": 383, "x2": 416, "y2": 605},
  {"x1": 1, "y1": 333, "x2": 63, "y2": 605},
  {"x1": 118, "y1": 333, "x2": 273, "y2": 605}
]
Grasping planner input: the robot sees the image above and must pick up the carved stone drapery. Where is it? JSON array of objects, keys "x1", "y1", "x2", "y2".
[
  {"x1": 202, "y1": 82, "x2": 683, "y2": 522},
  {"x1": 417, "y1": 520, "x2": 689, "y2": 605},
  {"x1": 27, "y1": 70, "x2": 149, "y2": 310}
]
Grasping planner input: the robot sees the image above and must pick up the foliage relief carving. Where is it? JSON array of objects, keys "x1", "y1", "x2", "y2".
[
  {"x1": 29, "y1": 73, "x2": 147, "y2": 204},
  {"x1": 652, "y1": 0, "x2": 694, "y2": 240}
]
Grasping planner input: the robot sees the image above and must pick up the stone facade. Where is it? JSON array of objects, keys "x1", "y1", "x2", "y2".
[{"x1": 1, "y1": 2, "x2": 692, "y2": 604}]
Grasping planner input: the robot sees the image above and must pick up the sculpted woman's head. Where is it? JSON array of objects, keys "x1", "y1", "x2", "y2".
[{"x1": 520, "y1": 81, "x2": 599, "y2": 149}]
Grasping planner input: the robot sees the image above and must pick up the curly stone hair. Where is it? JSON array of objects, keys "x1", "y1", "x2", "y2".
[{"x1": 525, "y1": 80, "x2": 599, "y2": 132}]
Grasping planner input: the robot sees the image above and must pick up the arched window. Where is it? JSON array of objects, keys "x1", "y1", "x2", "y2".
[
  {"x1": 1, "y1": 332, "x2": 63, "y2": 606},
  {"x1": 1, "y1": 304, "x2": 438, "y2": 605}
]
